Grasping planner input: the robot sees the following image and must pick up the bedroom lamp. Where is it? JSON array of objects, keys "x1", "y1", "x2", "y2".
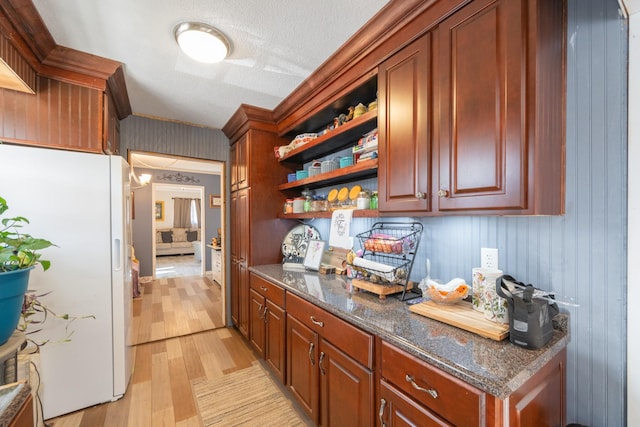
[{"x1": 174, "y1": 22, "x2": 230, "y2": 63}]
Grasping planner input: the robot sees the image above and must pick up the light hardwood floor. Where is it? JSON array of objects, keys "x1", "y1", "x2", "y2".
[{"x1": 46, "y1": 276, "x2": 255, "y2": 427}]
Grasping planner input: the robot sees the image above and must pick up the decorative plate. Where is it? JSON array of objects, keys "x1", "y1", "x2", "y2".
[{"x1": 281, "y1": 224, "x2": 321, "y2": 260}]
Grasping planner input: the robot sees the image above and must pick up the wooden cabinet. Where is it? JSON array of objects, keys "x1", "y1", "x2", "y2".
[
  {"x1": 286, "y1": 292, "x2": 374, "y2": 426},
  {"x1": 230, "y1": 133, "x2": 249, "y2": 192},
  {"x1": 249, "y1": 273, "x2": 286, "y2": 382},
  {"x1": 376, "y1": 0, "x2": 565, "y2": 216},
  {"x1": 223, "y1": 105, "x2": 295, "y2": 339},
  {"x1": 379, "y1": 380, "x2": 451, "y2": 427},
  {"x1": 379, "y1": 340, "x2": 485, "y2": 426},
  {"x1": 230, "y1": 188, "x2": 249, "y2": 336},
  {"x1": 434, "y1": 0, "x2": 565, "y2": 214},
  {"x1": 378, "y1": 33, "x2": 432, "y2": 213},
  {"x1": 378, "y1": 339, "x2": 567, "y2": 427}
]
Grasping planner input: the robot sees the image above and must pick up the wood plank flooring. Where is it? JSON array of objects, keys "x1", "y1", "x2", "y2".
[
  {"x1": 46, "y1": 276, "x2": 255, "y2": 427},
  {"x1": 132, "y1": 276, "x2": 225, "y2": 345}
]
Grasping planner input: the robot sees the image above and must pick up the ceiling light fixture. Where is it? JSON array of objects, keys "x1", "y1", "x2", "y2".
[{"x1": 174, "y1": 22, "x2": 230, "y2": 63}]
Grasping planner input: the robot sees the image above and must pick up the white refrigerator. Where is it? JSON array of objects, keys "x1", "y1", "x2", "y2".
[{"x1": 0, "y1": 143, "x2": 133, "y2": 419}]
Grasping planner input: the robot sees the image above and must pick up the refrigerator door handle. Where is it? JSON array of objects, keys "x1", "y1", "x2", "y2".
[{"x1": 113, "y1": 238, "x2": 122, "y2": 271}]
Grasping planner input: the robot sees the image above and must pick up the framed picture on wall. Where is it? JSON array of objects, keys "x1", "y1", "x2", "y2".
[
  {"x1": 209, "y1": 194, "x2": 221, "y2": 208},
  {"x1": 155, "y1": 201, "x2": 164, "y2": 221}
]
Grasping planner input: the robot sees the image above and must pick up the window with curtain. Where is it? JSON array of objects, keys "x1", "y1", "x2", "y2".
[{"x1": 173, "y1": 198, "x2": 200, "y2": 228}]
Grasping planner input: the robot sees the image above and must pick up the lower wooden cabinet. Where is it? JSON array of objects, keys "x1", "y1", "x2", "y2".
[
  {"x1": 379, "y1": 379, "x2": 451, "y2": 427},
  {"x1": 286, "y1": 292, "x2": 374, "y2": 426},
  {"x1": 249, "y1": 273, "x2": 286, "y2": 383}
]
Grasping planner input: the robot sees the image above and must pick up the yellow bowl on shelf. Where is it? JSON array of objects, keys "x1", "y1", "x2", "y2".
[{"x1": 327, "y1": 188, "x2": 338, "y2": 203}]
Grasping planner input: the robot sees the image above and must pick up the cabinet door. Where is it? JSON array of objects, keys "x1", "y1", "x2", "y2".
[
  {"x1": 265, "y1": 299, "x2": 286, "y2": 383},
  {"x1": 249, "y1": 288, "x2": 266, "y2": 357},
  {"x1": 287, "y1": 313, "x2": 319, "y2": 424},
  {"x1": 436, "y1": 0, "x2": 526, "y2": 211},
  {"x1": 319, "y1": 339, "x2": 373, "y2": 427},
  {"x1": 379, "y1": 380, "x2": 452, "y2": 427},
  {"x1": 378, "y1": 33, "x2": 431, "y2": 212},
  {"x1": 231, "y1": 133, "x2": 249, "y2": 191},
  {"x1": 230, "y1": 188, "x2": 250, "y2": 335}
]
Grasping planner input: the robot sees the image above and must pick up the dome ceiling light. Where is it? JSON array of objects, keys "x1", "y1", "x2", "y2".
[{"x1": 174, "y1": 22, "x2": 230, "y2": 63}]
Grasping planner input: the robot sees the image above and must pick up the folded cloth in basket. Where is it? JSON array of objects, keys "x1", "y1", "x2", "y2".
[{"x1": 352, "y1": 256, "x2": 395, "y2": 281}]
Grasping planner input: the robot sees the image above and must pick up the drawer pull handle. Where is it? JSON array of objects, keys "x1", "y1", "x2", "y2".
[
  {"x1": 310, "y1": 316, "x2": 324, "y2": 327},
  {"x1": 260, "y1": 286, "x2": 268, "y2": 292},
  {"x1": 406, "y1": 375, "x2": 438, "y2": 399},
  {"x1": 309, "y1": 342, "x2": 315, "y2": 365},
  {"x1": 262, "y1": 306, "x2": 269, "y2": 323},
  {"x1": 257, "y1": 303, "x2": 264, "y2": 320},
  {"x1": 378, "y1": 398, "x2": 387, "y2": 427},
  {"x1": 415, "y1": 191, "x2": 427, "y2": 199},
  {"x1": 438, "y1": 189, "x2": 449, "y2": 198},
  {"x1": 319, "y1": 352, "x2": 326, "y2": 376}
]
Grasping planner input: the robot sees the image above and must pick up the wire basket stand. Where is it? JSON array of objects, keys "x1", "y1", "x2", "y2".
[{"x1": 349, "y1": 222, "x2": 423, "y2": 300}]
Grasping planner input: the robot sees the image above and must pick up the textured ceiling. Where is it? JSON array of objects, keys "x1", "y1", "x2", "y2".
[{"x1": 32, "y1": 0, "x2": 391, "y2": 130}]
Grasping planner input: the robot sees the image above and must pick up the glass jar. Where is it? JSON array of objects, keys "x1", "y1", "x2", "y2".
[
  {"x1": 303, "y1": 196, "x2": 312, "y2": 213},
  {"x1": 284, "y1": 199, "x2": 293, "y2": 214},
  {"x1": 356, "y1": 191, "x2": 370, "y2": 210},
  {"x1": 370, "y1": 191, "x2": 378, "y2": 210},
  {"x1": 292, "y1": 197, "x2": 305, "y2": 214}
]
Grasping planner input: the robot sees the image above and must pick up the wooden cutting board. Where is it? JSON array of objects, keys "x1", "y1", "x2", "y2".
[{"x1": 408, "y1": 300, "x2": 509, "y2": 341}]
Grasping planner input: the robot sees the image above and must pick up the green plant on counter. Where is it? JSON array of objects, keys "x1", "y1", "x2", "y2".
[{"x1": 0, "y1": 196, "x2": 56, "y2": 272}]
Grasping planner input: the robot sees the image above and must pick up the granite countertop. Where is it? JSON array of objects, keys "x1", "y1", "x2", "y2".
[
  {"x1": 249, "y1": 264, "x2": 569, "y2": 399},
  {"x1": 0, "y1": 382, "x2": 31, "y2": 426}
]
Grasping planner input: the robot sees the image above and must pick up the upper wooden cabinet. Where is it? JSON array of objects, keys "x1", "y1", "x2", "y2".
[
  {"x1": 230, "y1": 133, "x2": 249, "y2": 192},
  {"x1": 434, "y1": 0, "x2": 565, "y2": 214},
  {"x1": 378, "y1": 0, "x2": 565, "y2": 215},
  {"x1": 378, "y1": 33, "x2": 432, "y2": 213}
]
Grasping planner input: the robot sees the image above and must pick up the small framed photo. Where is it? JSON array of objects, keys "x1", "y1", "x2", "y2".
[
  {"x1": 209, "y1": 194, "x2": 222, "y2": 208},
  {"x1": 154, "y1": 201, "x2": 164, "y2": 221},
  {"x1": 303, "y1": 239, "x2": 326, "y2": 271}
]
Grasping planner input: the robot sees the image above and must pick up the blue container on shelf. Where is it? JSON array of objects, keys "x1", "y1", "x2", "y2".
[
  {"x1": 287, "y1": 173, "x2": 297, "y2": 183},
  {"x1": 339, "y1": 156, "x2": 353, "y2": 168},
  {"x1": 296, "y1": 170, "x2": 309, "y2": 180}
]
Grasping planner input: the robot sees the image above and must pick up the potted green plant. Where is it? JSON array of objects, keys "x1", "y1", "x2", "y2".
[{"x1": 0, "y1": 196, "x2": 55, "y2": 345}]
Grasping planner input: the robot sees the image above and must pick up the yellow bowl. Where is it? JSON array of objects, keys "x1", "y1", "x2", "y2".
[{"x1": 337, "y1": 187, "x2": 349, "y2": 202}]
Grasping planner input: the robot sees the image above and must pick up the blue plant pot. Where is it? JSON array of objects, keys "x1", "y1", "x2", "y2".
[{"x1": 0, "y1": 268, "x2": 32, "y2": 345}]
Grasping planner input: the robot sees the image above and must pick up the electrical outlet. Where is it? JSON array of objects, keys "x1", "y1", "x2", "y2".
[{"x1": 481, "y1": 248, "x2": 499, "y2": 269}]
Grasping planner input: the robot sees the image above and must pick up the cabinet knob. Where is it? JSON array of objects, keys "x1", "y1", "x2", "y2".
[
  {"x1": 437, "y1": 189, "x2": 449, "y2": 198},
  {"x1": 415, "y1": 191, "x2": 427, "y2": 199}
]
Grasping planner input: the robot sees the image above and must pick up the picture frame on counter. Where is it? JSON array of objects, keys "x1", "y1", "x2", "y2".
[
  {"x1": 209, "y1": 194, "x2": 221, "y2": 208},
  {"x1": 303, "y1": 239, "x2": 326, "y2": 271}
]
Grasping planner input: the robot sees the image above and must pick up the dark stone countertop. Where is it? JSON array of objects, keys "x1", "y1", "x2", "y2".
[
  {"x1": 249, "y1": 264, "x2": 569, "y2": 400},
  {"x1": 0, "y1": 382, "x2": 31, "y2": 427}
]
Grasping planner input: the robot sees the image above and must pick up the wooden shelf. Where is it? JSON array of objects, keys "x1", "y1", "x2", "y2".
[
  {"x1": 279, "y1": 110, "x2": 377, "y2": 164},
  {"x1": 278, "y1": 209, "x2": 379, "y2": 220},
  {"x1": 279, "y1": 158, "x2": 378, "y2": 191}
]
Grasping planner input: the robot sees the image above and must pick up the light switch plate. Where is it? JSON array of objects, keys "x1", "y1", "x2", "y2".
[{"x1": 481, "y1": 248, "x2": 499, "y2": 269}]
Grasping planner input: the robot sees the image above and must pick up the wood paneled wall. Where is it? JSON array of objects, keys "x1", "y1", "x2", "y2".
[{"x1": 0, "y1": 75, "x2": 103, "y2": 151}]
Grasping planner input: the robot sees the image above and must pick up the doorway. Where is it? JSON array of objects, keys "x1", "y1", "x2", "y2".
[{"x1": 129, "y1": 151, "x2": 227, "y2": 326}]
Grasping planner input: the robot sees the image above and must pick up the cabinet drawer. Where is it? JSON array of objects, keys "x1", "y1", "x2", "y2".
[
  {"x1": 380, "y1": 340, "x2": 485, "y2": 426},
  {"x1": 250, "y1": 273, "x2": 285, "y2": 307},
  {"x1": 287, "y1": 292, "x2": 373, "y2": 369}
]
